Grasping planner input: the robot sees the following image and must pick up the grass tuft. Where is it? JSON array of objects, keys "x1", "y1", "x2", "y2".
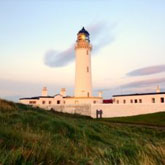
[{"x1": 0, "y1": 98, "x2": 165, "y2": 164}]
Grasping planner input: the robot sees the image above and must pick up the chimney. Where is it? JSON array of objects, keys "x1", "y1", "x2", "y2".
[
  {"x1": 60, "y1": 88, "x2": 66, "y2": 97},
  {"x1": 156, "y1": 85, "x2": 160, "y2": 93},
  {"x1": 42, "y1": 87, "x2": 48, "y2": 96},
  {"x1": 98, "y1": 91, "x2": 103, "y2": 97}
]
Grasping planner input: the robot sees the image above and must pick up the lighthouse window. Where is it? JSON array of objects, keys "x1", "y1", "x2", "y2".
[
  {"x1": 87, "y1": 92, "x2": 89, "y2": 97},
  {"x1": 152, "y1": 98, "x2": 155, "y2": 103},
  {"x1": 160, "y1": 97, "x2": 164, "y2": 103},
  {"x1": 87, "y1": 67, "x2": 89, "y2": 72}
]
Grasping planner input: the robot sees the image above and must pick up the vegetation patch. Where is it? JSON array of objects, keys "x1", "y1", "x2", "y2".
[
  {"x1": 0, "y1": 99, "x2": 165, "y2": 164},
  {"x1": 102, "y1": 112, "x2": 165, "y2": 127}
]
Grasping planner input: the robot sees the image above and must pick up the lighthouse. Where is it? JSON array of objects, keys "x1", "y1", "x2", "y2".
[{"x1": 75, "y1": 27, "x2": 92, "y2": 97}]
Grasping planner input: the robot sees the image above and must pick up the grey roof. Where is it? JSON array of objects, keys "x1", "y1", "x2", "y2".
[
  {"x1": 19, "y1": 96, "x2": 54, "y2": 100},
  {"x1": 19, "y1": 94, "x2": 72, "y2": 100}
]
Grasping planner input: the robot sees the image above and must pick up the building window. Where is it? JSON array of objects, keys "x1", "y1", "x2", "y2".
[
  {"x1": 160, "y1": 97, "x2": 164, "y2": 103},
  {"x1": 117, "y1": 100, "x2": 119, "y2": 104},
  {"x1": 93, "y1": 100, "x2": 96, "y2": 104},
  {"x1": 123, "y1": 100, "x2": 126, "y2": 104},
  {"x1": 29, "y1": 101, "x2": 36, "y2": 104},
  {"x1": 130, "y1": 99, "x2": 133, "y2": 103},
  {"x1": 152, "y1": 98, "x2": 155, "y2": 103},
  {"x1": 134, "y1": 99, "x2": 138, "y2": 103},
  {"x1": 86, "y1": 50, "x2": 88, "y2": 55},
  {"x1": 139, "y1": 99, "x2": 142, "y2": 103},
  {"x1": 42, "y1": 101, "x2": 45, "y2": 104},
  {"x1": 63, "y1": 101, "x2": 65, "y2": 104},
  {"x1": 87, "y1": 67, "x2": 89, "y2": 72},
  {"x1": 57, "y1": 100, "x2": 60, "y2": 104},
  {"x1": 49, "y1": 101, "x2": 51, "y2": 104}
]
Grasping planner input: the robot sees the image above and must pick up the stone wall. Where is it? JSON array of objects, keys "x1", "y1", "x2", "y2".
[
  {"x1": 50, "y1": 104, "x2": 91, "y2": 117},
  {"x1": 90, "y1": 104, "x2": 165, "y2": 118}
]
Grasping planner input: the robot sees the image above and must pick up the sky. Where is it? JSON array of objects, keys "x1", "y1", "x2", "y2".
[{"x1": 0, "y1": 0, "x2": 165, "y2": 101}]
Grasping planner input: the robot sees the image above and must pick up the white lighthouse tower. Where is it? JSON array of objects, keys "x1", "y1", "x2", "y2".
[{"x1": 75, "y1": 27, "x2": 92, "y2": 97}]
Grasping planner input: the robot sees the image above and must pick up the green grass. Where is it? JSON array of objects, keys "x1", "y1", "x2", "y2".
[
  {"x1": 102, "y1": 112, "x2": 165, "y2": 127},
  {"x1": 0, "y1": 99, "x2": 165, "y2": 165}
]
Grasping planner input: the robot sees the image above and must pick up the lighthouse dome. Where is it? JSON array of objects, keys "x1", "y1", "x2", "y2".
[
  {"x1": 77, "y1": 27, "x2": 90, "y2": 42},
  {"x1": 78, "y1": 27, "x2": 89, "y2": 36}
]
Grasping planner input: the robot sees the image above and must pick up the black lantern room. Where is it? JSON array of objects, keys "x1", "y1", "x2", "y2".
[{"x1": 77, "y1": 27, "x2": 90, "y2": 42}]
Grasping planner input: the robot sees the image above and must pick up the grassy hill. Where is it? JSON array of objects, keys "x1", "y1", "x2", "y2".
[
  {"x1": 0, "y1": 99, "x2": 165, "y2": 165},
  {"x1": 102, "y1": 112, "x2": 165, "y2": 127}
]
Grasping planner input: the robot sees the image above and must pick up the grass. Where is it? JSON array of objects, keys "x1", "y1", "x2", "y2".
[
  {"x1": 102, "y1": 112, "x2": 165, "y2": 127},
  {"x1": 0, "y1": 99, "x2": 165, "y2": 165}
]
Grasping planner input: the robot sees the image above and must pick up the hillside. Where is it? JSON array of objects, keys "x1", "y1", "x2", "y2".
[
  {"x1": 0, "y1": 99, "x2": 165, "y2": 165},
  {"x1": 102, "y1": 112, "x2": 165, "y2": 127}
]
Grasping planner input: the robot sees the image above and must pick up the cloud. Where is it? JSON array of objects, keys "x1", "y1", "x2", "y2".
[
  {"x1": 44, "y1": 22, "x2": 115, "y2": 67},
  {"x1": 44, "y1": 46, "x2": 74, "y2": 67},
  {"x1": 127, "y1": 64, "x2": 165, "y2": 76},
  {"x1": 88, "y1": 22, "x2": 115, "y2": 53},
  {"x1": 120, "y1": 77, "x2": 165, "y2": 89},
  {"x1": 95, "y1": 77, "x2": 165, "y2": 97}
]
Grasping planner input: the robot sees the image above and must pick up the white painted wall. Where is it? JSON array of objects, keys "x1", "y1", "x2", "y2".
[
  {"x1": 113, "y1": 94, "x2": 165, "y2": 104},
  {"x1": 42, "y1": 87, "x2": 48, "y2": 96},
  {"x1": 20, "y1": 93, "x2": 165, "y2": 119},
  {"x1": 50, "y1": 104, "x2": 91, "y2": 116},
  {"x1": 64, "y1": 97, "x2": 102, "y2": 105},
  {"x1": 20, "y1": 96, "x2": 102, "y2": 109},
  {"x1": 20, "y1": 95, "x2": 64, "y2": 108},
  {"x1": 91, "y1": 104, "x2": 165, "y2": 118},
  {"x1": 75, "y1": 41, "x2": 92, "y2": 97}
]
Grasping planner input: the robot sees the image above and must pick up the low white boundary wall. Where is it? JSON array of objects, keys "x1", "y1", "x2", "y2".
[
  {"x1": 91, "y1": 104, "x2": 165, "y2": 118},
  {"x1": 51, "y1": 104, "x2": 91, "y2": 117},
  {"x1": 35, "y1": 103, "x2": 165, "y2": 118}
]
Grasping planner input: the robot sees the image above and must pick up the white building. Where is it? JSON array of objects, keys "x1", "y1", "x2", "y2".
[
  {"x1": 90, "y1": 90, "x2": 165, "y2": 118},
  {"x1": 19, "y1": 28, "x2": 165, "y2": 118},
  {"x1": 20, "y1": 27, "x2": 102, "y2": 108},
  {"x1": 113, "y1": 92, "x2": 165, "y2": 105}
]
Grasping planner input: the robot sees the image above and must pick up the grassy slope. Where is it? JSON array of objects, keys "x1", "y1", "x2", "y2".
[
  {"x1": 102, "y1": 112, "x2": 165, "y2": 127},
  {"x1": 0, "y1": 99, "x2": 165, "y2": 165}
]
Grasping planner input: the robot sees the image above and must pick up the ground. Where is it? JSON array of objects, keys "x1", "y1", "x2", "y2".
[{"x1": 0, "y1": 99, "x2": 165, "y2": 165}]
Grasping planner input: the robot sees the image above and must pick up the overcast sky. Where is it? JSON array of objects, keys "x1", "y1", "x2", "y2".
[{"x1": 0, "y1": 0, "x2": 165, "y2": 101}]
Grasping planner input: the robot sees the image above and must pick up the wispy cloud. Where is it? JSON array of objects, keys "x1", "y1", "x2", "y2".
[
  {"x1": 95, "y1": 77, "x2": 165, "y2": 97},
  {"x1": 44, "y1": 22, "x2": 115, "y2": 67},
  {"x1": 44, "y1": 47, "x2": 74, "y2": 67},
  {"x1": 127, "y1": 64, "x2": 165, "y2": 76},
  {"x1": 120, "y1": 77, "x2": 165, "y2": 89}
]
